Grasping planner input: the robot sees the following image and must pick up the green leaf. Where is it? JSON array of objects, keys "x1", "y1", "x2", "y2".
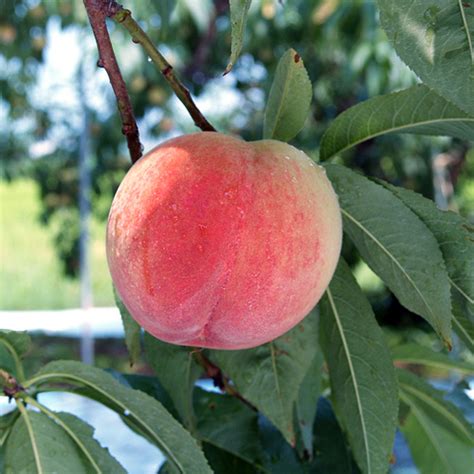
[
  {"x1": 379, "y1": 183, "x2": 474, "y2": 349},
  {"x1": 194, "y1": 389, "x2": 262, "y2": 466},
  {"x1": 210, "y1": 310, "x2": 319, "y2": 446},
  {"x1": 309, "y1": 397, "x2": 357, "y2": 474},
  {"x1": 56, "y1": 413, "x2": 127, "y2": 474},
  {"x1": 319, "y1": 258, "x2": 398, "y2": 474},
  {"x1": 398, "y1": 369, "x2": 474, "y2": 474},
  {"x1": 452, "y1": 288, "x2": 474, "y2": 351},
  {"x1": 25, "y1": 361, "x2": 212, "y2": 474},
  {"x1": 4, "y1": 408, "x2": 92, "y2": 473},
  {"x1": 0, "y1": 331, "x2": 30, "y2": 358},
  {"x1": 0, "y1": 331, "x2": 31, "y2": 381},
  {"x1": 201, "y1": 444, "x2": 258, "y2": 474},
  {"x1": 294, "y1": 348, "x2": 323, "y2": 459},
  {"x1": 377, "y1": 0, "x2": 474, "y2": 116},
  {"x1": 263, "y1": 48, "x2": 312, "y2": 142},
  {"x1": 157, "y1": 0, "x2": 175, "y2": 39},
  {"x1": 0, "y1": 411, "x2": 18, "y2": 448},
  {"x1": 258, "y1": 417, "x2": 305, "y2": 474},
  {"x1": 391, "y1": 343, "x2": 474, "y2": 374},
  {"x1": 114, "y1": 287, "x2": 141, "y2": 366},
  {"x1": 55, "y1": 413, "x2": 126, "y2": 473},
  {"x1": 144, "y1": 333, "x2": 202, "y2": 430},
  {"x1": 225, "y1": 0, "x2": 252, "y2": 74},
  {"x1": 325, "y1": 164, "x2": 453, "y2": 347},
  {"x1": 115, "y1": 373, "x2": 178, "y2": 416},
  {"x1": 320, "y1": 85, "x2": 474, "y2": 160}
]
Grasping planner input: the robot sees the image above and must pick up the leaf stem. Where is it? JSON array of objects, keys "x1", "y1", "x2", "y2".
[
  {"x1": 83, "y1": 0, "x2": 143, "y2": 163},
  {"x1": 111, "y1": 8, "x2": 216, "y2": 132}
]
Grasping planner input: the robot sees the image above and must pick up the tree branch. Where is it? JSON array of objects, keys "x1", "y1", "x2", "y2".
[
  {"x1": 111, "y1": 8, "x2": 216, "y2": 132},
  {"x1": 83, "y1": 0, "x2": 143, "y2": 164},
  {"x1": 193, "y1": 350, "x2": 257, "y2": 411}
]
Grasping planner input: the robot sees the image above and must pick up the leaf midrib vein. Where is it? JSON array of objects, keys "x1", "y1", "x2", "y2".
[
  {"x1": 399, "y1": 391, "x2": 453, "y2": 474},
  {"x1": 327, "y1": 288, "x2": 371, "y2": 473},
  {"x1": 25, "y1": 372, "x2": 185, "y2": 473},
  {"x1": 341, "y1": 208, "x2": 439, "y2": 330},
  {"x1": 323, "y1": 116, "x2": 474, "y2": 159},
  {"x1": 16, "y1": 399, "x2": 43, "y2": 474},
  {"x1": 400, "y1": 383, "x2": 473, "y2": 440}
]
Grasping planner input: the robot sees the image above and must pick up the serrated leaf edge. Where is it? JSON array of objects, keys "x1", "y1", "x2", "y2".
[
  {"x1": 24, "y1": 396, "x2": 103, "y2": 473},
  {"x1": 25, "y1": 371, "x2": 187, "y2": 473},
  {"x1": 341, "y1": 207, "x2": 450, "y2": 344}
]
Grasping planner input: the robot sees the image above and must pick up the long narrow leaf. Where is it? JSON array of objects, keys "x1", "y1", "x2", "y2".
[
  {"x1": 225, "y1": 0, "x2": 252, "y2": 74},
  {"x1": 320, "y1": 85, "x2": 474, "y2": 160},
  {"x1": 25, "y1": 361, "x2": 212, "y2": 474},
  {"x1": 325, "y1": 164, "x2": 453, "y2": 347},
  {"x1": 320, "y1": 259, "x2": 398, "y2": 474},
  {"x1": 398, "y1": 369, "x2": 474, "y2": 474},
  {"x1": 380, "y1": 183, "x2": 474, "y2": 349},
  {"x1": 391, "y1": 343, "x2": 474, "y2": 374}
]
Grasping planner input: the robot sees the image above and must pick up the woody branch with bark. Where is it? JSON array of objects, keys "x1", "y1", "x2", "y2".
[{"x1": 83, "y1": 0, "x2": 215, "y2": 165}]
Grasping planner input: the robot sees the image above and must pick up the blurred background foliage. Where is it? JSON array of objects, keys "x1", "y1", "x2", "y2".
[{"x1": 0, "y1": 0, "x2": 472, "y2": 325}]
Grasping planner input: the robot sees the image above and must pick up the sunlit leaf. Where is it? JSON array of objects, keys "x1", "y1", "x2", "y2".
[
  {"x1": 263, "y1": 48, "x2": 312, "y2": 142},
  {"x1": 377, "y1": 0, "x2": 474, "y2": 115},
  {"x1": 225, "y1": 0, "x2": 252, "y2": 74}
]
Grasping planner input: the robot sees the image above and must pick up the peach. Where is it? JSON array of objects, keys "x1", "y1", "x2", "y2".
[{"x1": 107, "y1": 132, "x2": 342, "y2": 349}]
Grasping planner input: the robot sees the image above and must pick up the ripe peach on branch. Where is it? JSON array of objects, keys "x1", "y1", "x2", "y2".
[{"x1": 107, "y1": 132, "x2": 342, "y2": 349}]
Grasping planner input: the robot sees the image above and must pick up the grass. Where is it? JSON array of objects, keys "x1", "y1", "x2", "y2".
[{"x1": 0, "y1": 179, "x2": 114, "y2": 309}]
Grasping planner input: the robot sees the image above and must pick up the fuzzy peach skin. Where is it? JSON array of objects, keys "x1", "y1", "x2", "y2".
[{"x1": 107, "y1": 132, "x2": 342, "y2": 349}]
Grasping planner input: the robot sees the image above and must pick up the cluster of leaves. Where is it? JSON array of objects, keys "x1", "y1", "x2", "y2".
[{"x1": 119, "y1": 0, "x2": 473, "y2": 471}]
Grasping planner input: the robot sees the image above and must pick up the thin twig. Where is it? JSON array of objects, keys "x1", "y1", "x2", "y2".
[
  {"x1": 111, "y1": 8, "x2": 216, "y2": 132},
  {"x1": 193, "y1": 350, "x2": 257, "y2": 411},
  {"x1": 83, "y1": 0, "x2": 143, "y2": 163}
]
